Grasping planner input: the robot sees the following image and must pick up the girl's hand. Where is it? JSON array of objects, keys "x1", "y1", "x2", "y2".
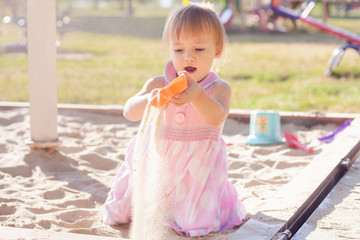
[
  {"x1": 169, "y1": 71, "x2": 231, "y2": 126},
  {"x1": 148, "y1": 88, "x2": 160, "y2": 102},
  {"x1": 123, "y1": 75, "x2": 165, "y2": 121},
  {"x1": 169, "y1": 71, "x2": 203, "y2": 107}
]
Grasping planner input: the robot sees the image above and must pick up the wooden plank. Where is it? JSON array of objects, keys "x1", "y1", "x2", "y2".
[
  {"x1": 229, "y1": 108, "x2": 359, "y2": 127},
  {"x1": 292, "y1": 157, "x2": 360, "y2": 239},
  {"x1": 1, "y1": 102, "x2": 359, "y2": 127},
  {"x1": 230, "y1": 117, "x2": 360, "y2": 240},
  {"x1": 0, "y1": 226, "x2": 122, "y2": 240}
]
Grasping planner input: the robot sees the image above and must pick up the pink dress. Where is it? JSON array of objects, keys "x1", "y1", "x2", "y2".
[{"x1": 104, "y1": 61, "x2": 246, "y2": 237}]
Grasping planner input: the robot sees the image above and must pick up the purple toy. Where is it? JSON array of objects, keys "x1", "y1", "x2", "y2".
[{"x1": 318, "y1": 120, "x2": 352, "y2": 143}]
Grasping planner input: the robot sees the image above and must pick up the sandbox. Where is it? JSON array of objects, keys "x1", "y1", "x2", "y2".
[{"x1": 0, "y1": 102, "x2": 359, "y2": 239}]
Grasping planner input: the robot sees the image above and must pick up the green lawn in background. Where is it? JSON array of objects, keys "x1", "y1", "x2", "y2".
[{"x1": 0, "y1": 3, "x2": 359, "y2": 113}]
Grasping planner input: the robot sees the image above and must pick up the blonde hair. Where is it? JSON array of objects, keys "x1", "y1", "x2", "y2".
[{"x1": 162, "y1": 2, "x2": 227, "y2": 57}]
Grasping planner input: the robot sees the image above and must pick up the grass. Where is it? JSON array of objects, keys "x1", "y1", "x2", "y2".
[{"x1": 0, "y1": 4, "x2": 359, "y2": 113}]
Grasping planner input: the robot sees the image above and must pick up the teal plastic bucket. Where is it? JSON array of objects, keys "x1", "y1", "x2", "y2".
[{"x1": 246, "y1": 111, "x2": 284, "y2": 145}]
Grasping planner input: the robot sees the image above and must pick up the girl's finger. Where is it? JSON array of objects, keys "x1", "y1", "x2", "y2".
[{"x1": 178, "y1": 71, "x2": 195, "y2": 84}]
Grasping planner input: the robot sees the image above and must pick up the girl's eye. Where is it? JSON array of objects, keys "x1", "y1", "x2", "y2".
[
  {"x1": 195, "y1": 48, "x2": 205, "y2": 51},
  {"x1": 174, "y1": 49, "x2": 183, "y2": 53}
]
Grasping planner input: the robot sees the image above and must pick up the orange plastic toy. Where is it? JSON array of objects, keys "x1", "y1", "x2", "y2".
[{"x1": 150, "y1": 74, "x2": 188, "y2": 108}]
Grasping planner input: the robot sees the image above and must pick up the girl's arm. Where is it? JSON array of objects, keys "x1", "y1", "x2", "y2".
[
  {"x1": 170, "y1": 72, "x2": 231, "y2": 127},
  {"x1": 123, "y1": 76, "x2": 165, "y2": 121}
]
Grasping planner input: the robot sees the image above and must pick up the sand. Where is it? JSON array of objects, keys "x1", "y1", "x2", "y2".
[{"x1": 0, "y1": 105, "x2": 352, "y2": 239}]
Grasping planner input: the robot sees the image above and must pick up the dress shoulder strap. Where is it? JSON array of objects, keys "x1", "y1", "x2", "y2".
[{"x1": 201, "y1": 78, "x2": 222, "y2": 92}]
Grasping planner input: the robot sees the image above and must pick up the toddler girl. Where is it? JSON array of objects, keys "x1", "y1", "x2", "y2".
[{"x1": 104, "y1": 2, "x2": 246, "y2": 238}]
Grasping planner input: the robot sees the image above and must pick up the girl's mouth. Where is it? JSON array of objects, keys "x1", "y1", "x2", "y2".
[{"x1": 185, "y1": 66, "x2": 197, "y2": 73}]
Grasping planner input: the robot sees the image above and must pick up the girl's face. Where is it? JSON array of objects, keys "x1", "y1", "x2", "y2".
[{"x1": 169, "y1": 31, "x2": 221, "y2": 83}]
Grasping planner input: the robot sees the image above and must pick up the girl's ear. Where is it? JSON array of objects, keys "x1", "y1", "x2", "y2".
[{"x1": 215, "y1": 45, "x2": 222, "y2": 59}]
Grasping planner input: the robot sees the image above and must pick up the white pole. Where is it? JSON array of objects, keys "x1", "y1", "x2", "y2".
[{"x1": 26, "y1": 0, "x2": 61, "y2": 150}]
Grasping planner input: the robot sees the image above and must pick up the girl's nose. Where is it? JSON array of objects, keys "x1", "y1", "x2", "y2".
[{"x1": 184, "y1": 51, "x2": 194, "y2": 62}]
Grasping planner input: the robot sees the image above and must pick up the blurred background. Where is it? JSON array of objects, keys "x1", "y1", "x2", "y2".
[{"x1": 0, "y1": 0, "x2": 359, "y2": 112}]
